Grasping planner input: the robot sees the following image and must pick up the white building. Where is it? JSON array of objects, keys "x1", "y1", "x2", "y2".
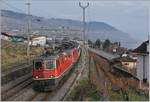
[
  {"x1": 1, "y1": 32, "x2": 12, "y2": 41},
  {"x1": 31, "y1": 35, "x2": 46, "y2": 46},
  {"x1": 133, "y1": 40, "x2": 149, "y2": 83},
  {"x1": 121, "y1": 57, "x2": 137, "y2": 71}
]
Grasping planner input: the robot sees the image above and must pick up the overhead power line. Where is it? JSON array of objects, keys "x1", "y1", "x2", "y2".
[{"x1": 1, "y1": 0, "x2": 25, "y2": 13}]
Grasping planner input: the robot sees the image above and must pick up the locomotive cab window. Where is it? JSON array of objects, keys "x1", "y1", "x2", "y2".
[
  {"x1": 34, "y1": 61, "x2": 42, "y2": 70},
  {"x1": 45, "y1": 60, "x2": 56, "y2": 69}
]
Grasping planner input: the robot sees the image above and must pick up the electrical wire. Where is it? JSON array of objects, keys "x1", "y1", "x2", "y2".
[
  {"x1": 86, "y1": 2, "x2": 91, "y2": 37},
  {"x1": 1, "y1": 0, "x2": 25, "y2": 13}
]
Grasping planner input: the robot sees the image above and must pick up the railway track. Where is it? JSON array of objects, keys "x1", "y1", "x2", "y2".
[
  {"x1": 50, "y1": 47, "x2": 87, "y2": 101},
  {"x1": 4, "y1": 47, "x2": 146, "y2": 101},
  {"x1": 88, "y1": 53, "x2": 107, "y2": 100},
  {"x1": 28, "y1": 91, "x2": 54, "y2": 101},
  {"x1": 2, "y1": 47, "x2": 87, "y2": 101},
  {"x1": 29, "y1": 47, "x2": 86, "y2": 101},
  {"x1": 90, "y1": 52, "x2": 131, "y2": 100},
  {"x1": 2, "y1": 76, "x2": 33, "y2": 101}
]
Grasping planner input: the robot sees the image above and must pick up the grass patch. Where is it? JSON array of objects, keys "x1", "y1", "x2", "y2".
[
  {"x1": 68, "y1": 78, "x2": 103, "y2": 101},
  {"x1": 109, "y1": 85, "x2": 149, "y2": 101},
  {"x1": 109, "y1": 88, "x2": 124, "y2": 101},
  {"x1": 1, "y1": 40, "x2": 44, "y2": 70},
  {"x1": 128, "y1": 88, "x2": 148, "y2": 101}
]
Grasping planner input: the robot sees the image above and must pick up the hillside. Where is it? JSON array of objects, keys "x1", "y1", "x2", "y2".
[
  {"x1": 1, "y1": 9, "x2": 136, "y2": 48},
  {"x1": 1, "y1": 40, "x2": 44, "y2": 70}
]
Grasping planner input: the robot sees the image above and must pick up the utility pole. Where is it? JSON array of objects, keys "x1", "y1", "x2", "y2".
[
  {"x1": 61, "y1": 26, "x2": 64, "y2": 44},
  {"x1": 53, "y1": 34, "x2": 55, "y2": 51},
  {"x1": 79, "y1": 2, "x2": 89, "y2": 44},
  {"x1": 53, "y1": 30, "x2": 56, "y2": 51},
  {"x1": 25, "y1": 2, "x2": 31, "y2": 64},
  {"x1": 79, "y1": 2, "x2": 89, "y2": 77}
]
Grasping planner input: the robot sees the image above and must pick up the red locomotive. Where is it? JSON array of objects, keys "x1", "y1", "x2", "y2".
[{"x1": 32, "y1": 41, "x2": 81, "y2": 91}]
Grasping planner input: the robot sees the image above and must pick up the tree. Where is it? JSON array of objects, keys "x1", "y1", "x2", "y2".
[
  {"x1": 119, "y1": 42, "x2": 121, "y2": 47},
  {"x1": 94, "y1": 39, "x2": 101, "y2": 48},
  {"x1": 88, "y1": 39, "x2": 93, "y2": 45},
  {"x1": 73, "y1": 37, "x2": 80, "y2": 40},
  {"x1": 114, "y1": 42, "x2": 118, "y2": 45},
  {"x1": 114, "y1": 42, "x2": 121, "y2": 47},
  {"x1": 103, "y1": 39, "x2": 111, "y2": 49}
]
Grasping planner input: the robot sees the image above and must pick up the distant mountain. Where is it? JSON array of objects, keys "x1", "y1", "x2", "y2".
[{"x1": 1, "y1": 9, "x2": 137, "y2": 48}]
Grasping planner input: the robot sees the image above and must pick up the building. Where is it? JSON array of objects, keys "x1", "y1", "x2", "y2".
[
  {"x1": 12, "y1": 36, "x2": 26, "y2": 42},
  {"x1": 1, "y1": 32, "x2": 12, "y2": 41},
  {"x1": 107, "y1": 42, "x2": 125, "y2": 55},
  {"x1": 1, "y1": 32, "x2": 26, "y2": 43},
  {"x1": 111, "y1": 42, "x2": 120, "y2": 53},
  {"x1": 113, "y1": 54, "x2": 137, "y2": 75},
  {"x1": 121, "y1": 56, "x2": 137, "y2": 74},
  {"x1": 30, "y1": 35, "x2": 47, "y2": 46},
  {"x1": 133, "y1": 40, "x2": 149, "y2": 83}
]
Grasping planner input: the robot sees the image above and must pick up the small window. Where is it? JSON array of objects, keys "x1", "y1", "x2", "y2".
[
  {"x1": 46, "y1": 60, "x2": 56, "y2": 69},
  {"x1": 34, "y1": 62, "x2": 42, "y2": 70}
]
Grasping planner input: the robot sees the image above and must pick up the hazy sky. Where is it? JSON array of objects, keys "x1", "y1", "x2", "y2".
[{"x1": 1, "y1": 0, "x2": 149, "y2": 42}]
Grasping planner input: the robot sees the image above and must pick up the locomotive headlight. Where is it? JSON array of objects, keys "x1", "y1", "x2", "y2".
[
  {"x1": 35, "y1": 76, "x2": 39, "y2": 78},
  {"x1": 50, "y1": 75, "x2": 53, "y2": 78}
]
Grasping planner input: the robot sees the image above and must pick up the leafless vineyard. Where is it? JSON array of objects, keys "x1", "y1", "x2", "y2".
[
  {"x1": 1, "y1": 48, "x2": 88, "y2": 101},
  {"x1": 89, "y1": 52, "x2": 149, "y2": 101}
]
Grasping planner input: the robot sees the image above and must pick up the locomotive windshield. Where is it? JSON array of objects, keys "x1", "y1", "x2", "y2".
[
  {"x1": 45, "y1": 60, "x2": 56, "y2": 69},
  {"x1": 34, "y1": 61, "x2": 42, "y2": 70}
]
